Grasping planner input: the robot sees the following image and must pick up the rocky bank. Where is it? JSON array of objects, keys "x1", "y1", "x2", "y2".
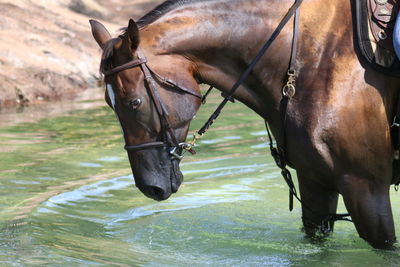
[{"x1": 0, "y1": 0, "x2": 162, "y2": 108}]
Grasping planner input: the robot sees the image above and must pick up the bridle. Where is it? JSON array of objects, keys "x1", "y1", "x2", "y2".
[
  {"x1": 102, "y1": 49, "x2": 201, "y2": 161},
  {"x1": 101, "y1": 0, "x2": 304, "y2": 162}
]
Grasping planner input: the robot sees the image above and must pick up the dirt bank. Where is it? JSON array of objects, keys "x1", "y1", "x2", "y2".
[{"x1": 0, "y1": 0, "x2": 163, "y2": 109}]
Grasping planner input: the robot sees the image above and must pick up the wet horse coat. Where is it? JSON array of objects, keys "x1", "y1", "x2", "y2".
[{"x1": 90, "y1": 0, "x2": 400, "y2": 249}]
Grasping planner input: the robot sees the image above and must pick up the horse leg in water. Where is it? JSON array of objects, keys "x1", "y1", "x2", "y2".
[
  {"x1": 297, "y1": 172, "x2": 339, "y2": 236},
  {"x1": 339, "y1": 175, "x2": 395, "y2": 249}
]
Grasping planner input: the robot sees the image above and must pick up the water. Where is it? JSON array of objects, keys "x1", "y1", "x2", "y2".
[{"x1": 1, "y1": 89, "x2": 400, "y2": 266}]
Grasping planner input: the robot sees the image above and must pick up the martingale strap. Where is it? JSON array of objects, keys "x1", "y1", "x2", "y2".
[
  {"x1": 265, "y1": 2, "x2": 352, "y2": 224},
  {"x1": 274, "y1": 3, "x2": 301, "y2": 211}
]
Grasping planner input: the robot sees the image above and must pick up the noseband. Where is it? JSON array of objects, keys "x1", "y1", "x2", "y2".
[{"x1": 103, "y1": 50, "x2": 201, "y2": 160}]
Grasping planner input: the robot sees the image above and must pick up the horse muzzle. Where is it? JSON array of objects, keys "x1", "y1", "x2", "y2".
[{"x1": 127, "y1": 145, "x2": 184, "y2": 201}]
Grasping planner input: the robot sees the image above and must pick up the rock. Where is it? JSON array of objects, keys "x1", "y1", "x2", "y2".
[{"x1": 0, "y1": 0, "x2": 164, "y2": 108}]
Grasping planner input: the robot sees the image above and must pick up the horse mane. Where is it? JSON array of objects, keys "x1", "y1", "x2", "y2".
[
  {"x1": 100, "y1": 0, "x2": 216, "y2": 73},
  {"x1": 137, "y1": 0, "x2": 215, "y2": 27}
]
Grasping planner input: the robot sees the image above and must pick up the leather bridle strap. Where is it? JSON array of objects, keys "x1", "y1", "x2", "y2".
[
  {"x1": 124, "y1": 142, "x2": 166, "y2": 152},
  {"x1": 137, "y1": 51, "x2": 181, "y2": 148},
  {"x1": 289, "y1": 7, "x2": 300, "y2": 73},
  {"x1": 148, "y1": 68, "x2": 202, "y2": 98},
  {"x1": 268, "y1": 3, "x2": 300, "y2": 212},
  {"x1": 103, "y1": 58, "x2": 147, "y2": 76}
]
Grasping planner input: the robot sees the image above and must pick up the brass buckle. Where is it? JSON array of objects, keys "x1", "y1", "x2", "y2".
[{"x1": 188, "y1": 132, "x2": 203, "y2": 147}]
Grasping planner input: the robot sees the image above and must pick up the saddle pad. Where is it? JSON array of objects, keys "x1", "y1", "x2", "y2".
[{"x1": 355, "y1": 0, "x2": 400, "y2": 76}]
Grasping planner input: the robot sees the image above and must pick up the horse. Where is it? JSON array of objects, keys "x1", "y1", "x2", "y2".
[{"x1": 90, "y1": 0, "x2": 400, "y2": 249}]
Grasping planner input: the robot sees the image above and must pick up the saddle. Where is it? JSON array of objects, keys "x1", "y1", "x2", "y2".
[
  {"x1": 355, "y1": 0, "x2": 400, "y2": 186},
  {"x1": 355, "y1": 0, "x2": 400, "y2": 76}
]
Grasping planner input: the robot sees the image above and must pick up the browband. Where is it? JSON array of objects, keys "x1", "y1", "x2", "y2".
[{"x1": 103, "y1": 58, "x2": 147, "y2": 76}]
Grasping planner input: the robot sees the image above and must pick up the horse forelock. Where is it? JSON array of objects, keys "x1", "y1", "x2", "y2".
[{"x1": 100, "y1": 38, "x2": 121, "y2": 74}]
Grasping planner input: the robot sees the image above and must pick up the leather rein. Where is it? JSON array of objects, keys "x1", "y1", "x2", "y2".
[{"x1": 103, "y1": 50, "x2": 201, "y2": 160}]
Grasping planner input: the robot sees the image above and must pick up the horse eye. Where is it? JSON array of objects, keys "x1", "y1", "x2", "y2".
[{"x1": 129, "y1": 98, "x2": 142, "y2": 110}]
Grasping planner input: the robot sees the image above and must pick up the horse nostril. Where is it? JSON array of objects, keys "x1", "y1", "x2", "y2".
[{"x1": 149, "y1": 186, "x2": 169, "y2": 201}]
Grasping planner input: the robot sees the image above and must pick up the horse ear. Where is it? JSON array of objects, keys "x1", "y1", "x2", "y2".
[
  {"x1": 89, "y1": 19, "x2": 112, "y2": 49},
  {"x1": 127, "y1": 19, "x2": 140, "y2": 51}
]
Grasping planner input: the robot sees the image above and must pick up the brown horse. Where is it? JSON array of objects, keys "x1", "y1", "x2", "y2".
[{"x1": 90, "y1": 0, "x2": 400, "y2": 249}]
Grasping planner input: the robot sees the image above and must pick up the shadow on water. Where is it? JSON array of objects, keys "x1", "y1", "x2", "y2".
[{"x1": 1, "y1": 90, "x2": 400, "y2": 266}]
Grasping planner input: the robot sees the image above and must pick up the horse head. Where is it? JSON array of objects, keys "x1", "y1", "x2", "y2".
[{"x1": 90, "y1": 19, "x2": 202, "y2": 201}]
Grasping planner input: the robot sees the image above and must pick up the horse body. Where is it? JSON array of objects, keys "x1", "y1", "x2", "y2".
[{"x1": 91, "y1": 0, "x2": 400, "y2": 248}]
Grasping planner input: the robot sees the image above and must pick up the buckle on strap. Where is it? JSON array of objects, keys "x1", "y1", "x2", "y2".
[
  {"x1": 282, "y1": 70, "x2": 296, "y2": 98},
  {"x1": 170, "y1": 142, "x2": 198, "y2": 160},
  {"x1": 169, "y1": 147, "x2": 184, "y2": 160}
]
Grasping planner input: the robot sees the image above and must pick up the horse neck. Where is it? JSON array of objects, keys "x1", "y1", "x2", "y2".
[{"x1": 140, "y1": 0, "x2": 299, "y2": 117}]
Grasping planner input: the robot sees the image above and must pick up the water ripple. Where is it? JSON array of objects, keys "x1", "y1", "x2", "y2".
[
  {"x1": 39, "y1": 175, "x2": 133, "y2": 210},
  {"x1": 109, "y1": 178, "x2": 261, "y2": 225}
]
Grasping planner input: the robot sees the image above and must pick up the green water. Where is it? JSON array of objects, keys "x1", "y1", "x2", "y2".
[{"x1": 1, "y1": 89, "x2": 400, "y2": 266}]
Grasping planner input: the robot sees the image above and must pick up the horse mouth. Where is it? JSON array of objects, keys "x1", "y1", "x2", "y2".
[
  {"x1": 140, "y1": 185, "x2": 171, "y2": 201},
  {"x1": 127, "y1": 147, "x2": 183, "y2": 201}
]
